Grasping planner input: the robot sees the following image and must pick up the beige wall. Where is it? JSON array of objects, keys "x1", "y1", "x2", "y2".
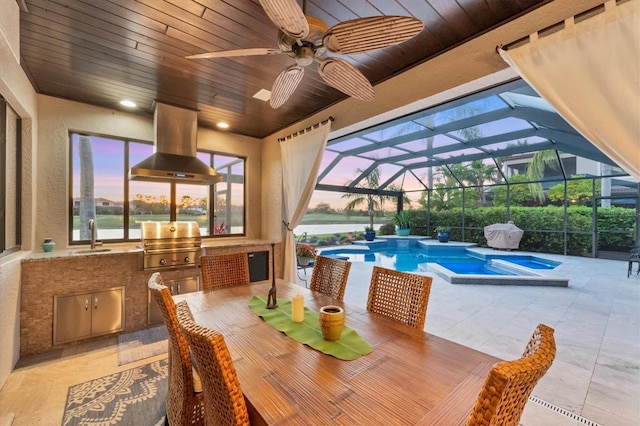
[
  {"x1": 0, "y1": 0, "x2": 38, "y2": 390},
  {"x1": 0, "y1": 115, "x2": 36, "y2": 388}
]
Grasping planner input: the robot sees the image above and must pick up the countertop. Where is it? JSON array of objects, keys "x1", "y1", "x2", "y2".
[{"x1": 24, "y1": 239, "x2": 277, "y2": 262}]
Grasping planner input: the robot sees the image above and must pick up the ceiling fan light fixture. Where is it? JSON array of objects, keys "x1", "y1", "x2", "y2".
[{"x1": 293, "y1": 43, "x2": 315, "y2": 66}]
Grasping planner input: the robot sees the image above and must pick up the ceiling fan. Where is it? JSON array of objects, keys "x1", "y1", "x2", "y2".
[{"x1": 186, "y1": 0, "x2": 424, "y2": 109}]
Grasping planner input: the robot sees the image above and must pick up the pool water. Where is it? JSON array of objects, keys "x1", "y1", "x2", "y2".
[
  {"x1": 491, "y1": 255, "x2": 560, "y2": 269},
  {"x1": 320, "y1": 246, "x2": 560, "y2": 275}
]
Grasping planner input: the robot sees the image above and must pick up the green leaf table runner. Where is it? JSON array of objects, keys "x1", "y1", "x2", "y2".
[{"x1": 249, "y1": 296, "x2": 372, "y2": 361}]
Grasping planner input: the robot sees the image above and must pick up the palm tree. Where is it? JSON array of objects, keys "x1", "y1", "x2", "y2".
[
  {"x1": 456, "y1": 160, "x2": 498, "y2": 206},
  {"x1": 342, "y1": 167, "x2": 395, "y2": 229},
  {"x1": 426, "y1": 166, "x2": 460, "y2": 210},
  {"x1": 78, "y1": 135, "x2": 96, "y2": 240},
  {"x1": 525, "y1": 149, "x2": 560, "y2": 203},
  {"x1": 388, "y1": 183, "x2": 412, "y2": 209}
]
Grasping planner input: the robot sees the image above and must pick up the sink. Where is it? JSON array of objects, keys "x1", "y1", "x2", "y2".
[{"x1": 72, "y1": 248, "x2": 112, "y2": 255}]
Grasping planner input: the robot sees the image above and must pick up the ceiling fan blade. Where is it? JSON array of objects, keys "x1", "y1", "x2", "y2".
[
  {"x1": 259, "y1": 0, "x2": 309, "y2": 40},
  {"x1": 323, "y1": 16, "x2": 424, "y2": 55},
  {"x1": 270, "y1": 65, "x2": 304, "y2": 109},
  {"x1": 318, "y1": 58, "x2": 374, "y2": 102},
  {"x1": 186, "y1": 48, "x2": 282, "y2": 60}
]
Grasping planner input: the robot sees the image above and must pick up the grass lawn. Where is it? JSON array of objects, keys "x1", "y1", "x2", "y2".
[
  {"x1": 298, "y1": 212, "x2": 380, "y2": 225},
  {"x1": 72, "y1": 214, "x2": 209, "y2": 229}
]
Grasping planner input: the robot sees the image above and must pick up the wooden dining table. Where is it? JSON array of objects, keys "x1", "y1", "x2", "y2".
[{"x1": 175, "y1": 280, "x2": 501, "y2": 425}]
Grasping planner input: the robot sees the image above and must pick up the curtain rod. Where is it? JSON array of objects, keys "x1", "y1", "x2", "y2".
[
  {"x1": 497, "y1": 0, "x2": 613, "y2": 52},
  {"x1": 277, "y1": 116, "x2": 334, "y2": 142}
]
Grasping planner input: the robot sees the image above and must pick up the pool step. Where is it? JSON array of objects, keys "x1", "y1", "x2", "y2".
[{"x1": 424, "y1": 263, "x2": 569, "y2": 287}]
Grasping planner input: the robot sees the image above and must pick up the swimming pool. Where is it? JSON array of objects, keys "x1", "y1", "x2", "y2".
[
  {"x1": 320, "y1": 238, "x2": 567, "y2": 287},
  {"x1": 320, "y1": 245, "x2": 560, "y2": 275}
]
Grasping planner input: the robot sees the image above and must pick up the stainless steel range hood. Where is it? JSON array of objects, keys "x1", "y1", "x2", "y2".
[{"x1": 129, "y1": 102, "x2": 222, "y2": 185}]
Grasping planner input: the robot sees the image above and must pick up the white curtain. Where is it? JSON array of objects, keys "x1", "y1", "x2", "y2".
[
  {"x1": 280, "y1": 121, "x2": 331, "y2": 283},
  {"x1": 499, "y1": 0, "x2": 640, "y2": 179}
]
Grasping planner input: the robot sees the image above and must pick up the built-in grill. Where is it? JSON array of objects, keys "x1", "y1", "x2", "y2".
[
  {"x1": 141, "y1": 221, "x2": 203, "y2": 271},
  {"x1": 142, "y1": 221, "x2": 203, "y2": 325}
]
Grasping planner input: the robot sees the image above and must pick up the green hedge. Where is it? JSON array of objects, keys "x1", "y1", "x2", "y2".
[{"x1": 398, "y1": 206, "x2": 635, "y2": 257}]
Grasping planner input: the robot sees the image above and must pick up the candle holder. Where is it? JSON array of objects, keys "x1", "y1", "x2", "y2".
[{"x1": 266, "y1": 243, "x2": 278, "y2": 309}]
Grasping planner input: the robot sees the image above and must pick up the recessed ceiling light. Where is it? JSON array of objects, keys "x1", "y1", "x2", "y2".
[
  {"x1": 217, "y1": 122, "x2": 229, "y2": 129},
  {"x1": 253, "y1": 89, "x2": 271, "y2": 102},
  {"x1": 120, "y1": 100, "x2": 137, "y2": 108}
]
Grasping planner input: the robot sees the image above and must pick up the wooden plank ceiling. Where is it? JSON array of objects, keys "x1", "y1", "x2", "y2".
[{"x1": 19, "y1": 0, "x2": 550, "y2": 139}]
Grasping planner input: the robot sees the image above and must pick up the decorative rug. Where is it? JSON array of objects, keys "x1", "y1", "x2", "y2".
[
  {"x1": 62, "y1": 358, "x2": 168, "y2": 426},
  {"x1": 117, "y1": 326, "x2": 168, "y2": 366}
]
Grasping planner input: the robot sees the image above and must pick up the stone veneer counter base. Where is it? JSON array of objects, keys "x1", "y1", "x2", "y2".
[{"x1": 20, "y1": 240, "x2": 280, "y2": 356}]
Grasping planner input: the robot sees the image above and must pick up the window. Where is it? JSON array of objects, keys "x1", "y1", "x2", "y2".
[
  {"x1": 70, "y1": 132, "x2": 245, "y2": 244},
  {"x1": 1, "y1": 97, "x2": 21, "y2": 256}
]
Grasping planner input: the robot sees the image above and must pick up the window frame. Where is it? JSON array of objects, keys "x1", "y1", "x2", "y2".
[
  {"x1": 68, "y1": 131, "x2": 246, "y2": 245},
  {"x1": 0, "y1": 97, "x2": 21, "y2": 257}
]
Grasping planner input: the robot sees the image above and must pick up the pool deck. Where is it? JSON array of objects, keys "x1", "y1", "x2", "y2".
[{"x1": 300, "y1": 244, "x2": 640, "y2": 425}]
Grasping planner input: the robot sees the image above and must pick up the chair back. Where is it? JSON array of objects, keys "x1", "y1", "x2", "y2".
[
  {"x1": 366, "y1": 266, "x2": 433, "y2": 329},
  {"x1": 466, "y1": 323, "x2": 557, "y2": 426},
  {"x1": 201, "y1": 253, "x2": 250, "y2": 291},
  {"x1": 147, "y1": 272, "x2": 204, "y2": 426},
  {"x1": 176, "y1": 301, "x2": 250, "y2": 426},
  {"x1": 309, "y1": 255, "x2": 352, "y2": 301}
]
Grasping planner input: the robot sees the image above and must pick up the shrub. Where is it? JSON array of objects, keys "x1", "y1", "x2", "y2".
[
  {"x1": 413, "y1": 205, "x2": 632, "y2": 256},
  {"x1": 379, "y1": 222, "x2": 395, "y2": 235}
]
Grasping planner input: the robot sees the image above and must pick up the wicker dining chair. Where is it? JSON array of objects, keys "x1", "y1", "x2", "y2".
[
  {"x1": 175, "y1": 300, "x2": 250, "y2": 426},
  {"x1": 309, "y1": 255, "x2": 352, "y2": 301},
  {"x1": 147, "y1": 273, "x2": 205, "y2": 426},
  {"x1": 466, "y1": 323, "x2": 557, "y2": 426},
  {"x1": 201, "y1": 253, "x2": 250, "y2": 291},
  {"x1": 366, "y1": 266, "x2": 433, "y2": 329}
]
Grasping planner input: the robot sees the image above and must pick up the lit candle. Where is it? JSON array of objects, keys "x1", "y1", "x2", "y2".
[{"x1": 291, "y1": 293, "x2": 304, "y2": 323}]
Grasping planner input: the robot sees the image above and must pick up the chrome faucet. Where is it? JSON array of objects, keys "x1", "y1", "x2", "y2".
[{"x1": 88, "y1": 219, "x2": 102, "y2": 249}]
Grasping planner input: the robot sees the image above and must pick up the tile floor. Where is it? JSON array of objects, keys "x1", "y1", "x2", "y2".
[
  {"x1": 1, "y1": 249, "x2": 638, "y2": 425},
  {"x1": 0, "y1": 336, "x2": 167, "y2": 426},
  {"x1": 308, "y1": 248, "x2": 639, "y2": 426}
]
